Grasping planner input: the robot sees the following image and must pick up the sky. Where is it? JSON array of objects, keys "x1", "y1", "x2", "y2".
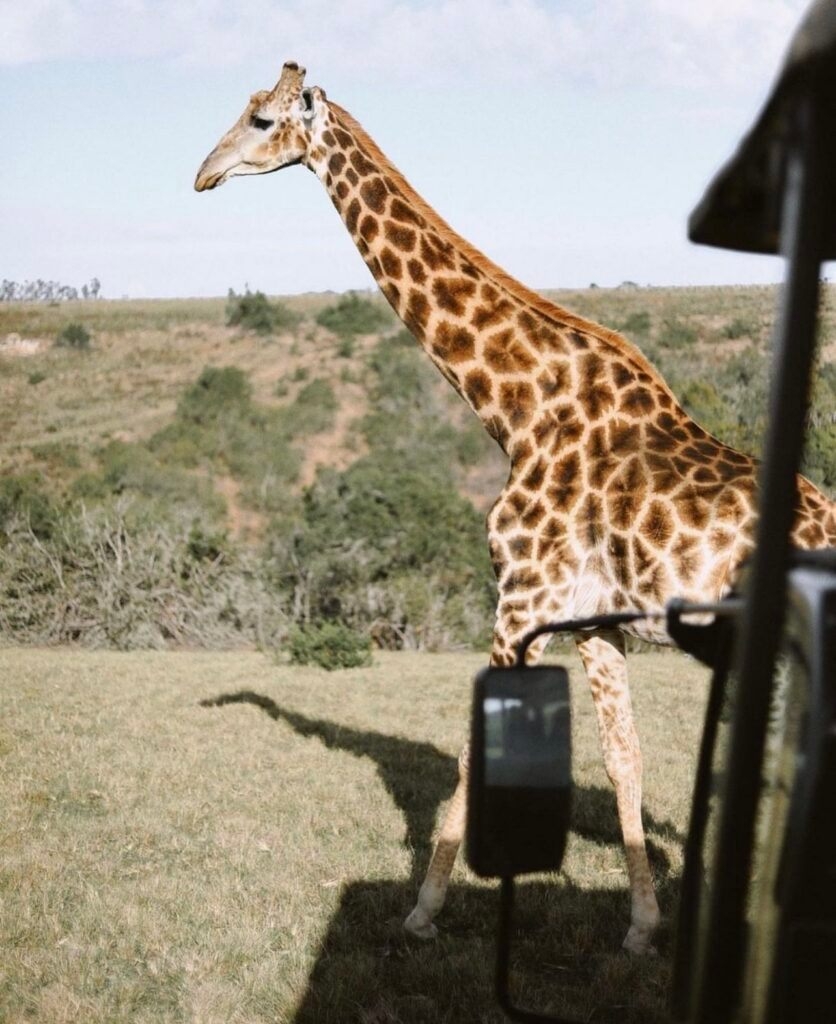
[{"x1": 0, "y1": 0, "x2": 817, "y2": 300}]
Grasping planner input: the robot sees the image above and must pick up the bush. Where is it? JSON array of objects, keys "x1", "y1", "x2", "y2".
[
  {"x1": 71, "y1": 440, "x2": 223, "y2": 522},
  {"x1": 659, "y1": 318, "x2": 697, "y2": 350},
  {"x1": 0, "y1": 474, "x2": 56, "y2": 541},
  {"x1": 286, "y1": 621, "x2": 372, "y2": 670},
  {"x1": 0, "y1": 505, "x2": 289, "y2": 649},
  {"x1": 268, "y1": 448, "x2": 495, "y2": 649},
  {"x1": 176, "y1": 365, "x2": 253, "y2": 426},
  {"x1": 285, "y1": 378, "x2": 338, "y2": 437},
  {"x1": 55, "y1": 323, "x2": 91, "y2": 350},
  {"x1": 149, "y1": 365, "x2": 303, "y2": 513},
  {"x1": 618, "y1": 311, "x2": 651, "y2": 336},
  {"x1": 315, "y1": 292, "x2": 392, "y2": 338},
  {"x1": 226, "y1": 288, "x2": 300, "y2": 335},
  {"x1": 723, "y1": 317, "x2": 757, "y2": 339}
]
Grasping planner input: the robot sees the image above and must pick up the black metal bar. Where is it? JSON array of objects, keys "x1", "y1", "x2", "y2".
[
  {"x1": 694, "y1": 93, "x2": 827, "y2": 1024},
  {"x1": 515, "y1": 601, "x2": 740, "y2": 667},
  {"x1": 496, "y1": 878, "x2": 576, "y2": 1024},
  {"x1": 669, "y1": 621, "x2": 736, "y2": 1019},
  {"x1": 514, "y1": 612, "x2": 661, "y2": 666}
]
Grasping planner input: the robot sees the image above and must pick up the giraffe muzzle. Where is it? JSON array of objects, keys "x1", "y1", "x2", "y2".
[{"x1": 194, "y1": 162, "x2": 225, "y2": 192}]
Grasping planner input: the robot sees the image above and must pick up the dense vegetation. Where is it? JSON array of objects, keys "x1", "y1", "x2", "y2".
[
  {"x1": 225, "y1": 287, "x2": 301, "y2": 336},
  {"x1": 1, "y1": 286, "x2": 835, "y2": 657}
]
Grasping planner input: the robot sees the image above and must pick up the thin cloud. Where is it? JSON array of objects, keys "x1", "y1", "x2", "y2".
[{"x1": 1, "y1": 0, "x2": 807, "y2": 95}]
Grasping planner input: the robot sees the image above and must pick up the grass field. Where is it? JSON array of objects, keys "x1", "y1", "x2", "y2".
[{"x1": 0, "y1": 646, "x2": 710, "y2": 1023}]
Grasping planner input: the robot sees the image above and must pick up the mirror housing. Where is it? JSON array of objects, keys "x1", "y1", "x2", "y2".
[{"x1": 466, "y1": 665, "x2": 572, "y2": 879}]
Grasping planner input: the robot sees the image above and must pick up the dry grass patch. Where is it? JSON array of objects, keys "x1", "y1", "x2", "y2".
[{"x1": 1, "y1": 647, "x2": 709, "y2": 1023}]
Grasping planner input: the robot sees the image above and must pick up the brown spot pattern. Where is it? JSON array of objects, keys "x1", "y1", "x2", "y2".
[
  {"x1": 407, "y1": 259, "x2": 427, "y2": 284},
  {"x1": 405, "y1": 290, "x2": 430, "y2": 332},
  {"x1": 390, "y1": 197, "x2": 423, "y2": 225},
  {"x1": 548, "y1": 451, "x2": 581, "y2": 508},
  {"x1": 359, "y1": 215, "x2": 379, "y2": 243},
  {"x1": 432, "y1": 276, "x2": 476, "y2": 316},
  {"x1": 499, "y1": 381, "x2": 536, "y2": 430},
  {"x1": 360, "y1": 177, "x2": 388, "y2": 213},
  {"x1": 483, "y1": 329, "x2": 538, "y2": 374},
  {"x1": 385, "y1": 222, "x2": 417, "y2": 252},
  {"x1": 420, "y1": 234, "x2": 456, "y2": 271},
  {"x1": 433, "y1": 322, "x2": 476, "y2": 363},
  {"x1": 464, "y1": 369, "x2": 493, "y2": 409},
  {"x1": 640, "y1": 501, "x2": 674, "y2": 548},
  {"x1": 380, "y1": 247, "x2": 402, "y2": 279},
  {"x1": 350, "y1": 149, "x2": 376, "y2": 176},
  {"x1": 328, "y1": 152, "x2": 346, "y2": 174},
  {"x1": 578, "y1": 352, "x2": 616, "y2": 419},
  {"x1": 345, "y1": 198, "x2": 361, "y2": 234}
]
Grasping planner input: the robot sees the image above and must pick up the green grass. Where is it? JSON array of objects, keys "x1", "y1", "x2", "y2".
[{"x1": 0, "y1": 647, "x2": 709, "y2": 1023}]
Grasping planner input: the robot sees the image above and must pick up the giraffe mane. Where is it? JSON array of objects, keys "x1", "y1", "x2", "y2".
[{"x1": 328, "y1": 101, "x2": 677, "y2": 400}]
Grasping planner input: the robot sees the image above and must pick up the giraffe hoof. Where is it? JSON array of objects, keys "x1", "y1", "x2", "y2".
[
  {"x1": 403, "y1": 908, "x2": 438, "y2": 940},
  {"x1": 621, "y1": 927, "x2": 658, "y2": 956}
]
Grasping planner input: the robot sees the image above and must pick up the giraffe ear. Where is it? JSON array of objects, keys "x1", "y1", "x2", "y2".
[{"x1": 300, "y1": 88, "x2": 315, "y2": 123}]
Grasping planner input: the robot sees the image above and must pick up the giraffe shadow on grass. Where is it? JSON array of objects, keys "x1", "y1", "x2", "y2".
[
  {"x1": 286, "y1": 876, "x2": 677, "y2": 1024},
  {"x1": 200, "y1": 690, "x2": 683, "y2": 883},
  {"x1": 201, "y1": 691, "x2": 687, "y2": 1022},
  {"x1": 200, "y1": 689, "x2": 456, "y2": 880}
]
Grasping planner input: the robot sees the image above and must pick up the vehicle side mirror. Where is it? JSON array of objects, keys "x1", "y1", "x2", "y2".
[{"x1": 466, "y1": 665, "x2": 572, "y2": 878}]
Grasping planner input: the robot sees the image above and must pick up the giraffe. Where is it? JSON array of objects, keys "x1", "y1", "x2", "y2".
[{"x1": 194, "y1": 61, "x2": 836, "y2": 954}]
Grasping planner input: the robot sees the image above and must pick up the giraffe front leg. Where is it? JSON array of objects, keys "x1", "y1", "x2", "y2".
[
  {"x1": 575, "y1": 629, "x2": 660, "y2": 955},
  {"x1": 404, "y1": 601, "x2": 551, "y2": 940}
]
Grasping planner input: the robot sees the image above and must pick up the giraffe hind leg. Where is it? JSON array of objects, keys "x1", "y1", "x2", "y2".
[
  {"x1": 404, "y1": 745, "x2": 468, "y2": 939},
  {"x1": 575, "y1": 628, "x2": 660, "y2": 954}
]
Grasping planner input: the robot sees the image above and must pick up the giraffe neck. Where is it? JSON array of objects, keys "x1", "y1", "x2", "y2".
[{"x1": 306, "y1": 102, "x2": 680, "y2": 458}]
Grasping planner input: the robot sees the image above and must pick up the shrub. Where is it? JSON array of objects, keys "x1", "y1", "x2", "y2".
[
  {"x1": 0, "y1": 474, "x2": 56, "y2": 541},
  {"x1": 286, "y1": 621, "x2": 372, "y2": 670},
  {"x1": 55, "y1": 323, "x2": 91, "y2": 350},
  {"x1": 618, "y1": 311, "x2": 651, "y2": 336},
  {"x1": 31, "y1": 441, "x2": 81, "y2": 472},
  {"x1": 186, "y1": 521, "x2": 228, "y2": 563},
  {"x1": 315, "y1": 292, "x2": 392, "y2": 338},
  {"x1": 390, "y1": 327, "x2": 416, "y2": 348},
  {"x1": 150, "y1": 366, "x2": 303, "y2": 513},
  {"x1": 226, "y1": 288, "x2": 300, "y2": 335},
  {"x1": 659, "y1": 318, "x2": 697, "y2": 349},
  {"x1": 28, "y1": 370, "x2": 46, "y2": 386},
  {"x1": 677, "y1": 380, "x2": 734, "y2": 439},
  {"x1": 70, "y1": 440, "x2": 225, "y2": 527},
  {"x1": 286, "y1": 378, "x2": 338, "y2": 437},
  {"x1": 268, "y1": 447, "x2": 496, "y2": 649},
  {"x1": 176, "y1": 365, "x2": 253, "y2": 425},
  {"x1": 723, "y1": 317, "x2": 757, "y2": 339},
  {"x1": 0, "y1": 506, "x2": 289, "y2": 649}
]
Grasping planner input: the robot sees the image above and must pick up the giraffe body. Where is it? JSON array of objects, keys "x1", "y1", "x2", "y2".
[{"x1": 195, "y1": 62, "x2": 836, "y2": 954}]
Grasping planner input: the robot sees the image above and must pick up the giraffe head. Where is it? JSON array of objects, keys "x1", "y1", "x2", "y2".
[{"x1": 194, "y1": 60, "x2": 325, "y2": 191}]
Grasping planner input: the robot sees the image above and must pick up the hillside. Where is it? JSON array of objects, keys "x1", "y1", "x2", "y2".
[{"x1": 1, "y1": 285, "x2": 835, "y2": 651}]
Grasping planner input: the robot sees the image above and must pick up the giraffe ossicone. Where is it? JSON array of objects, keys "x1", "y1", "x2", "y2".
[{"x1": 195, "y1": 61, "x2": 836, "y2": 956}]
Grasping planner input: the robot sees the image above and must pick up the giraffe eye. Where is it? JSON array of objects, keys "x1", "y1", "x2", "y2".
[{"x1": 250, "y1": 114, "x2": 274, "y2": 131}]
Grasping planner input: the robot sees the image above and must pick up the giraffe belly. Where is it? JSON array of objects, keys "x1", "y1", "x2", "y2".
[{"x1": 564, "y1": 534, "x2": 743, "y2": 645}]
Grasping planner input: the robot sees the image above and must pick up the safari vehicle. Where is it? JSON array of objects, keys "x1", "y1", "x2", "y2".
[{"x1": 466, "y1": 2, "x2": 836, "y2": 1021}]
